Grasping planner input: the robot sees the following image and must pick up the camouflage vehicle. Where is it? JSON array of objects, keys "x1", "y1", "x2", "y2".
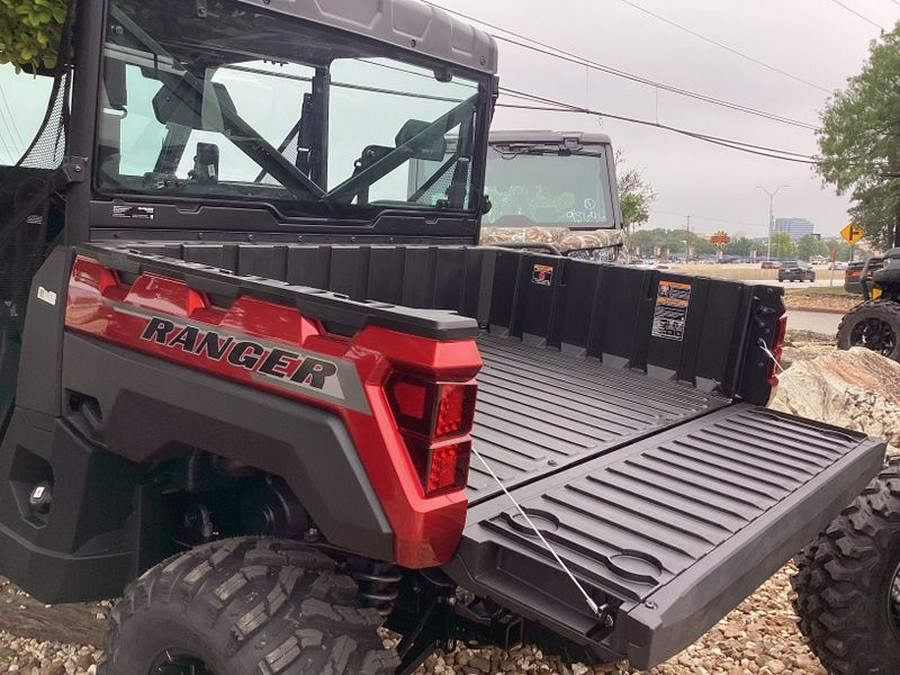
[
  {"x1": 408, "y1": 130, "x2": 624, "y2": 260},
  {"x1": 479, "y1": 130, "x2": 624, "y2": 261}
]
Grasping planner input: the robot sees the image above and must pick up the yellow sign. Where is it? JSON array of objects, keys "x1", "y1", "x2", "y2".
[{"x1": 841, "y1": 222, "x2": 864, "y2": 244}]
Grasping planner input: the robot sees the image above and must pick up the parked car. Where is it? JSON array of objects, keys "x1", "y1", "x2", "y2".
[
  {"x1": 845, "y1": 257, "x2": 884, "y2": 294},
  {"x1": 778, "y1": 261, "x2": 816, "y2": 282},
  {"x1": 761, "y1": 260, "x2": 781, "y2": 269}
]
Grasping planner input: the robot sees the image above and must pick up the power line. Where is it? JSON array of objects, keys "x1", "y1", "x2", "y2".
[
  {"x1": 498, "y1": 87, "x2": 820, "y2": 164},
  {"x1": 307, "y1": 48, "x2": 823, "y2": 164},
  {"x1": 492, "y1": 34, "x2": 820, "y2": 130},
  {"x1": 652, "y1": 210, "x2": 767, "y2": 230},
  {"x1": 0, "y1": 103, "x2": 20, "y2": 159},
  {"x1": 0, "y1": 87, "x2": 24, "y2": 155},
  {"x1": 424, "y1": 1, "x2": 822, "y2": 131},
  {"x1": 826, "y1": 0, "x2": 886, "y2": 31},
  {"x1": 616, "y1": 0, "x2": 832, "y2": 93}
]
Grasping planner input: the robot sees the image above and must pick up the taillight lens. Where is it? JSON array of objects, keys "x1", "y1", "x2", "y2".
[
  {"x1": 402, "y1": 436, "x2": 473, "y2": 496},
  {"x1": 387, "y1": 374, "x2": 477, "y2": 497},
  {"x1": 435, "y1": 384, "x2": 477, "y2": 438},
  {"x1": 768, "y1": 315, "x2": 788, "y2": 386},
  {"x1": 387, "y1": 375, "x2": 477, "y2": 440}
]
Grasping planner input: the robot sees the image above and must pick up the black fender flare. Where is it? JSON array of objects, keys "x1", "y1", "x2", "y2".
[{"x1": 61, "y1": 332, "x2": 394, "y2": 561}]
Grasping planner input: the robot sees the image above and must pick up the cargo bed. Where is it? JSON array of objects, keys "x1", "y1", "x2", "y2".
[{"x1": 470, "y1": 334, "x2": 730, "y2": 501}]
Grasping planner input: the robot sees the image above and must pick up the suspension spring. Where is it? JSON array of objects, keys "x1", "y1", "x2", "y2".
[{"x1": 353, "y1": 561, "x2": 402, "y2": 616}]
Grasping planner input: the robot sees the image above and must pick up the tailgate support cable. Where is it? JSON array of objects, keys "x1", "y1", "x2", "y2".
[
  {"x1": 758, "y1": 338, "x2": 784, "y2": 374},
  {"x1": 471, "y1": 448, "x2": 602, "y2": 617}
]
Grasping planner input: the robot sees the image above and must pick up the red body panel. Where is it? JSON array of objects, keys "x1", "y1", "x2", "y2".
[{"x1": 64, "y1": 256, "x2": 483, "y2": 568}]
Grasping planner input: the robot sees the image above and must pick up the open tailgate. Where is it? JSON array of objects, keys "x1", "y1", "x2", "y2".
[{"x1": 445, "y1": 403, "x2": 885, "y2": 669}]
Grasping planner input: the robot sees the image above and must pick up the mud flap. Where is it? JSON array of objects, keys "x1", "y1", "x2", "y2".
[{"x1": 445, "y1": 403, "x2": 885, "y2": 669}]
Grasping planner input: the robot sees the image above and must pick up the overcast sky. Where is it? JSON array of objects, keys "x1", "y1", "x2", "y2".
[{"x1": 437, "y1": 0, "x2": 897, "y2": 238}]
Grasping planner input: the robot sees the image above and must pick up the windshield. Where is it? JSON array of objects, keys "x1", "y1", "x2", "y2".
[
  {"x1": 97, "y1": 0, "x2": 486, "y2": 218},
  {"x1": 482, "y1": 146, "x2": 613, "y2": 228}
]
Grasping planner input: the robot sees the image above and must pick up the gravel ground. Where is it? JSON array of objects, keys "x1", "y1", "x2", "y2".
[
  {"x1": 0, "y1": 562, "x2": 823, "y2": 675},
  {"x1": 409, "y1": 563, "x2": 824, "y2": 675}
]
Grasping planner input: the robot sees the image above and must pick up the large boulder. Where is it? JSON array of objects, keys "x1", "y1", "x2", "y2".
[{"x1": 769, "y1": 346, "x2": 900, "y2": 452}]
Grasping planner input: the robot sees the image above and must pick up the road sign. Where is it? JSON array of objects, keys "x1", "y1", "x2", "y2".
[
  {"x1": 840, "y1": 222, "x2": 864, "y2": 244},
  {"x1": 710, "y1": 230, "x2": 731, "y2": 248}
]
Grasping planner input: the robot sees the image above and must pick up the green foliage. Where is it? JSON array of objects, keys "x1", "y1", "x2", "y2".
[
  {"x1": 796, "y1": 234, "x2": 827, "y2": 261},
  {"x1": 770, "y1": 232, "x2": 796, "y2": 259},
  {"x1": 0, "y1": 0, "x2": 68, "y2": 71},
  {"x1": 821, "y1": 237, "x2": 854, "y2": 261},
  {"x1": 630, "y1": 228, "x2": 722, "y2": 257},
  {"x1": 615, "y1": 150, "x2": 656, "y2": 232},
  {"x1": 817, "y1": 24, "x2": 900, "y2": 247},
  {"x1": 724, "y1": 237, "x2": 755, "y2": 257}
]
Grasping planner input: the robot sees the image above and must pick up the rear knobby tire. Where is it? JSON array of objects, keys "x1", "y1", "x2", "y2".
[
  {"x1": 98, "y1": 538, "x2": 398, "y2": 675},
  {"x1": 791, "y1": 457, "x2": 900, "y2": 675},
  {"x1": 836, "y1": 300, "x2": 900, "y2": 361}
]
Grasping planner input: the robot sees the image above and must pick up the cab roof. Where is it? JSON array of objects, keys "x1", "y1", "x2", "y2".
[
  {"x1": 489, "y1": 130, "x2": 613, "y2": 146},
  {"x1": 236, "y1": 0, "x2": 497, "y2": 75}
]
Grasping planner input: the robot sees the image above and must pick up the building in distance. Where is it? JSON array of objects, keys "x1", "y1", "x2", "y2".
[{"x1": 774, "y1": 217, "x2": 817, "y2": 241}]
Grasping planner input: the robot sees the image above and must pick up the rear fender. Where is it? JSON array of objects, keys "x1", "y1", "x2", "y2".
[{"x1": 63, "y1": 255, "x2": 482, "y2": 567}]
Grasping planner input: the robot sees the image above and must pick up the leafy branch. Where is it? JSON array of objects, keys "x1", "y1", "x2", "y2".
[{"x1": 0, "y1": 0, "x2": 68, "y2": 72}]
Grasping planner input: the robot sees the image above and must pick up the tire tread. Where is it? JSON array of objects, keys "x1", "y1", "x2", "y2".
[
  {"x1": 98, "y1": 537, "x2": 398, "y2": 675},
  {"x1": 792, "y1": 458, "x2": 900, "y2": 674}
]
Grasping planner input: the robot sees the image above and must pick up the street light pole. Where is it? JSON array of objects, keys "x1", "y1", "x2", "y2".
[{"x1": 756, "y1": 184, "x2": 790, "y2": 261}]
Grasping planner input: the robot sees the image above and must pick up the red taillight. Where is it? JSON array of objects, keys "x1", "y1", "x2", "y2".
[
  {"x1": 768, "y1": 315, "x2": 788, "y2": 386},
  {"x1": 391, "y1": 378, "x2": 428, "y2": 420},
  {"x1": 435, "y1": 384, "x2": 477, "y2": 438},
  {"x1": 387, "y1": 374, "x2": 477, "y2": 497},
  {"x1": 402, "y1": 436, "x2": 473, "y2": 496}
]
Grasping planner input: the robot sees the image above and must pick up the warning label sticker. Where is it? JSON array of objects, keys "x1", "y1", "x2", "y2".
[
  {"x1": 112, "y1": 205, "x2": 155, "y2": 220},
  {"x1": 532, "y1": 264, "x2": 554, "y2": 286},
  {"x1": 652, "y1": 280, "x2": 691, "y2": 341}
]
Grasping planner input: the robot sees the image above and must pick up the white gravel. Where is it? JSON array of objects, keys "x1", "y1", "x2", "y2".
[
  {"x1": 0, "y1": 566, "x2": 824, "y2": 675},
  {"x1": 410, "y1": 563, "x2": 824, "y2": 675}
]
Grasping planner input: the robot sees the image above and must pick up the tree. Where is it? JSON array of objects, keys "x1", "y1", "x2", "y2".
[
  {"x1": 615, "y1": 151, "x2": 657, "y2": 234},
  {"x1": 821, "y1": 237, "x2": 854, "y2": 261},
  {"x1": 725, "y1": 237, "x2": 754, "y2": 257},
  {"x1": 796, "y1": 234, "x2": 825, "y2": 261},
  {"x1": 770, "y1": 232, "x2": 796, "y2": 259},
  {"x1": 817, "y1": 26, "x2": 900, "y2": 250},
  {"x1": 0, "y1": 0, "x2": 68, "y2": 71}
]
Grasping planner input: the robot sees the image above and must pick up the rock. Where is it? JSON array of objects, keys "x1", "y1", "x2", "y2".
[
  {"x1": 770, "y1": 346, "x2": 900, "y2": 447},
  {"x1": 468, "y1": 656, "x2": 491, "y2": 673}
]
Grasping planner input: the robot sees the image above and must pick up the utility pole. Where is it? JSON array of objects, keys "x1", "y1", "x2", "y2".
[
  {"x1": 684, "y1": 215, "x2": 691, "y2": 261},
  {"x1": 756, "y1": 185, "x2": 790, "y2": 261}
]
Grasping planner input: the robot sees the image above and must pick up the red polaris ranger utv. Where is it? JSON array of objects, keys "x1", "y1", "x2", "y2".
[{"x1": 0, "y1": 1, "x2": 886, "y2": 674}]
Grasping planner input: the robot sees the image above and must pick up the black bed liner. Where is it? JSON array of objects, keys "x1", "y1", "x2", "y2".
[
  {"x1": 448, "y1": 403, "x2": 885, "y2": 669},
  {"x1": 470, "y1": 334, "x2": 729, "y2": 502}
]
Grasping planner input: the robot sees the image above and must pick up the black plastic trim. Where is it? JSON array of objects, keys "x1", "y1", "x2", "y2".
[
  {"x1": 76, "y1": 243, "x2": 480, "y2": 341},
  {"x1": 0, "y1": 518, "x2": 132, "y2": 603},
  {"x1": 62, "y1": 333, "x2": 395, "y2": 563},
  {"x1": 16, "y1": 247, "x2": 74, "y2": 417}
]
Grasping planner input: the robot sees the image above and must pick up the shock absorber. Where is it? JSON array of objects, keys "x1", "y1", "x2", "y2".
[{"x1": 352, "y1": 560, "x2": 402, "y2": 616}]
